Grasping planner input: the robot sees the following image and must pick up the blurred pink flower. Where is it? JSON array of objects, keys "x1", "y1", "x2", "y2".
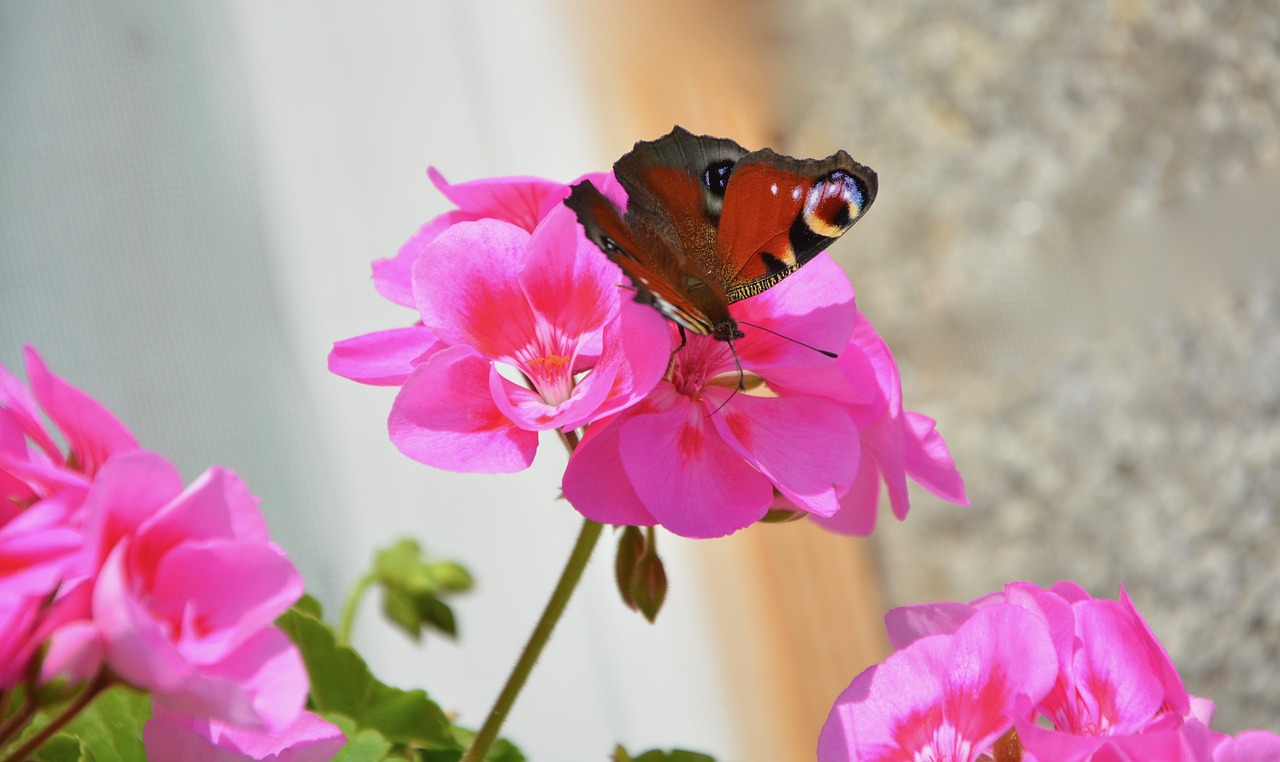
[
  {"x1": 1212, "y1": 730, "x2": 1280, "y2": 762},
  {"x1": 0, "y1": 348, "x2": 135, "y2": 687},
  {"x1": 563, "y1": 255, "x2": 865, "y2": 538},
  {"x1": 818, "y1": 604, "x2": 1058, "y2": 762},
  {"x1": 82, "y1": 454, "x2": 307, "y2": 729},
  {"x1": 145, "y1": 705, "x2": 345, "y2": 762},
  {"x1": 0, "y1": 346, "x2": 138, "y2": 506}
]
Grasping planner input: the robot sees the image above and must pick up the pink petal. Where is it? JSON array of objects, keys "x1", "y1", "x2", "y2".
[
  {"x1": 373, "y1": 214, "x2": 459, "y2": 309},
  {"x1": 564, "y1": 301, "x2": 672, "y2": 425},
  {"x1": 561, "y1": 412, "x2": 658, "y2": 527},
  {"x1": 0, "y1": 494, "x2": 83, "y2": 596},
  {"x1": 711, "y1": 392, "x2": 859, "y2": 518},
  {"x1": 411, "y1": 220, "x2": 538, "y2": 355},
  {"x1": 428, "y1": 167, "x2": 568, "y2": 232},
  {"x1": 40, "y1": 620, "x2": 103, "y2": 685},
  {"x1": 883, "y1": 602, "x2": 978, "y2": 650},
  {"x1": 83, "y1": 451, "x2": 185, "y2": 567},
  {"x1": 860, "y1": 412, "x2": 912, "y2": 521},
  {"x1": 518, "y1": 204, "x2": 617, "y2": 339},
  {"x1": 903, "y1": 412, "x2": 968, "y2": 505},
  {"x1": 1216, "y1": 730, "x2": 1280, "y2": 762},
  {"x1": 1119, "y1": 585, "x2": 1191, "y2": 718},
  {"x1": 137, "y1": 468, "x2": 271, "y2": 560},
  {"x1": 733, "y1": 254, "x2": 858, "y2": 370},
  {"x1": 328, "y1": 325, "x2": 441, "y2": 386},
  {"x1": 0, "y1": 357, "x2": 61, "y2": 462},
  {"x1": 388, "y1": 346, "x2": 537, "y2": 473},
  {"x1": 1063, "y1": 599, "x2": 1167, "y2": 735},
  {"x1": 150, "y1": 541, "x2": 302, "y2": 658},
  {"x1": 487, "y1": 356, "x2": 619, "y2": 432},
  {"x1": 939, "y1": 605, "x2": 1059, "y2": 754},
  {"x1": 24, "y1": 347, "x2": 138, "y2": 476},
  {"x1": 617, "y1": 388, "x2": 773, "y2": 538},
  {"x1": 146, "y1": 706, "x2": 346, "y2": 762},
  {"x1": 809, "y1": 453, "x2": 882, "y2": 535}
]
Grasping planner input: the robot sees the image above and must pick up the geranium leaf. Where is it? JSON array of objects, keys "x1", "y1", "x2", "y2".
[{"x1": 26, "y1": 685, "x2": 150, "y2": 762}]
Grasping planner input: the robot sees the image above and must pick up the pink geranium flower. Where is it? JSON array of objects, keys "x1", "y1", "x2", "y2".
[
  {"x1": 848, "y1": 582, "x2": 1280, "y2": 762},
  {"x1": 144, "y1": 706, "x2": 345, "y2": 762},
  {"x1": 0, "y1": 346, "x2": 138, "y2": 505},
  {"x1": 563, "y1": 255, "x2": 865, "y2": 538},
  {"x1": 332, "y1": 171, "x2": 668, "y2": 473},
  {"x1": 0, "y1": 348, "x2": 137, "y2": 687},
  {"x1": 818, "y1": 604, "x2": 1058, "y2": 762},
  {"x1": 84, "y1": 453, "x2": 308, "y2": 729}
]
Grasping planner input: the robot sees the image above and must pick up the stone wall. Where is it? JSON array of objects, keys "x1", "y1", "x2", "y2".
[{"x1": 787, "y1": 0, "x2": 1280, "y2": 731}]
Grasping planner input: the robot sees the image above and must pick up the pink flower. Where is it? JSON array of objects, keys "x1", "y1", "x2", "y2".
[
  {"x1": 860, "y1": 582, "x2": 1270, "y2": 762},
  {"x1": 0, "y1": 348, "x2": 135, "y2": 687},
  {"x1": 1212, "y1": 730, "x2": 1280, "y2": 762},
  {"x1": 0, "y1": 346, "x2": 138, "y2": 504},
  {"x1": 330, "y1": 169, "x2": 616, "y2": 388},
  {"x1": 818, "y1": 604, "x2": 1058, "y2": 762},
  {"x1": 563, "y1": 255, "x2": 866, "y2": 538},
  {"x1": 144, "y1": 705, "x2": 345, "y2": 762},
  {"x1": 336, "y1": 195, "x2": 670, "y2": 473},
  {"x1": 85, "y1": 453, "x2": 308, "y2": 729},
  {"x1": 767, "y1": 312, "x2": 967, "y2": 535}
]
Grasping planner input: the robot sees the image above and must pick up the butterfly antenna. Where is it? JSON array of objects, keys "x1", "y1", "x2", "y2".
[
  {"x1": 736, "y1": 320, "x2": 838, "y2": 358},
  {"x1": 705, "y1": 343, "x2": 745, "y2": 418}
]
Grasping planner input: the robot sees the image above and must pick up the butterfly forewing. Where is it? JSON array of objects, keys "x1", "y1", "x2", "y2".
[{"x1": 563, "y1": 181, "x2": 716, "y2": 335}]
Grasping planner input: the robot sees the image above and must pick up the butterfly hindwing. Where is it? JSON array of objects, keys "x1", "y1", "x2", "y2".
[{"x1": 716, "y1": 149, "x2": 877, "y2": 303}]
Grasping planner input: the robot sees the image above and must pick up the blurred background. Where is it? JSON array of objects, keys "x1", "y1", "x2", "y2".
[{"x1": 2, "y1": 1, "x2": 1278, "y2": 759}]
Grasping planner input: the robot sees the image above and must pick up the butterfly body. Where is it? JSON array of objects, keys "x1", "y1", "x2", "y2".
[{"x1": 565, "y1": 127, "x2": 877, "y2": 343}]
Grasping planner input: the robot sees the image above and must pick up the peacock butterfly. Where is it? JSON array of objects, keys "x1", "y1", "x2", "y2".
[{"x1": 565, "y1": 126, "x2": 877, "y2": 343}]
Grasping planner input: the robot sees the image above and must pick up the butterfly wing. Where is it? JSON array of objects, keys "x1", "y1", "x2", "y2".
[
  {"x1": 564, "y1": 179, "x2": 717, "y2": 335},
  {"x1": 566, "y1": 126, "x2": 878, "y2": 340},
  {"x1": 715, "y1": 148, "x2": 877, "y2": 303},
  {"x1": 566, "y1": 127, "x2": 751, "y2": 337}
]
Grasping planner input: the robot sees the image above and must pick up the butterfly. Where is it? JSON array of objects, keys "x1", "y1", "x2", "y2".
[{"x1": 565, "y1": 126, "x2": 877, "y2": 343}]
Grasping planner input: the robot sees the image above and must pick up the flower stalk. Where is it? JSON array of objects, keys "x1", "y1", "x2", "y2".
[{"x1": 461, "y1": 446, "x2": 602, "y2": 760}]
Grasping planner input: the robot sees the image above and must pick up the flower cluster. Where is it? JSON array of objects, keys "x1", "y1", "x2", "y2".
[
  {"x1": 0, "y1": 348, "x2": 343, "y2": 761},
  {"x1": 819, "y1": 581, "x2": 1280, "y2": 762},
  {"x1": 331, "y1": 168, "x2": 966, "y2": 538}
]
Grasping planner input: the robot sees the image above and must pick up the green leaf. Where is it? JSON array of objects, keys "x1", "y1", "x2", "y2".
[
  {"x1": 372, "y1": 539, "x2": 471, "y2": 643},
  {"x1": 294, "y1": 592, "x2": 326, "y2": 618},
  {"x1": 277, "y1": 604, "x2": 457, "y2": 750},
  {"x1": 327, "y1": 715, "x2": 393, "y2": 762},
  {"x1": 27, "y1": 684, "x2": 151, "y2": 762},
  {"x1": 416, "y1": 596, "x2": 457, "y2": 638},
  {"x1": 32, "y1": 735, "x2": 86, "y2": 762}
]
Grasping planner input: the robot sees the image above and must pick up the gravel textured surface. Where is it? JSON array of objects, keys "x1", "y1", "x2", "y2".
[{"x1": 789, "y1": 0, "x2": 1280, "y2": 732}]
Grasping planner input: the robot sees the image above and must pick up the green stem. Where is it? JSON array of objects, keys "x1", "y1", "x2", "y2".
[
  {"x1": 338, "y1": 573, "x2": 377, "y2": 645},
  {"x1": 0, "y1": 675, "x2": 106, "y2": 762},
  {"x1": 460, "y1": 517, "x2": 604, "y2": 762}
]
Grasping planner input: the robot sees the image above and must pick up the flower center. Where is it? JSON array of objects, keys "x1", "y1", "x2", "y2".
[{"x1": 512, "y1": 328, "x2": 579, "y2": 406}]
